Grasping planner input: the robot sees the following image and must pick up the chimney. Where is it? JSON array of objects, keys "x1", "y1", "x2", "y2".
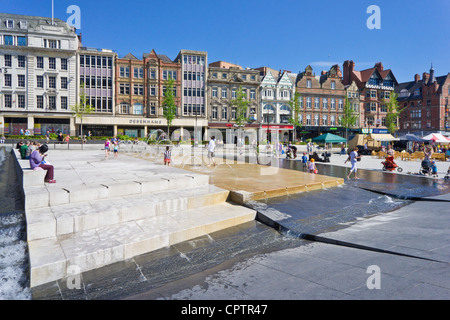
[
  {"x1": 423, "y1": 72, "x2": 430, "y2": 84},
  {"x1": 343, "y1": 60, "x2": 354, "y2": 85},
  {"x1": 375, "y1": 62, "x2": 384, "y2": 71},
  {"x1": 429, "y1": 64, "x2": 435, "y2": 84},
  {"x1": 414, "y1": 74, "x2": 420, "y2": 83}
]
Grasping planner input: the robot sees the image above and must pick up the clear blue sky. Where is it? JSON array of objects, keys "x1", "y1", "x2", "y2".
[{"x1": 2, "y1": 0, "x2": 449, "y2": 83}]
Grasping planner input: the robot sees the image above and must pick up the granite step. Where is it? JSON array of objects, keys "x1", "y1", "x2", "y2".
[
  {"x1": 26, "y1": 184, "x2": 230, "y2": 241},
  {"x1": 22, "y1": 172, "x2": 210, "y2": 210},
  {"x1": 28, "y1": 202, "x2": 257, "y2": 288}
]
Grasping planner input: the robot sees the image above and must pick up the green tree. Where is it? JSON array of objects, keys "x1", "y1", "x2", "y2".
[
  {"x1": 71, "y1": 83, "x2": 94, "y2": 138},
  {"x1": 384, "y1": 92, "x2": 405, "y2": 135},
  {"x1": 288, "y1": 91, "x2": 302, "y2": 141},
  {"x1": 162, "y1": 76, "x2": 177, "y2": 140},
  {"x1": 230, "y1": 86, "x2": 249, "y2": 127},
  {"x1": 339, "y1": 97, "x2": 359, "y2": 146}
]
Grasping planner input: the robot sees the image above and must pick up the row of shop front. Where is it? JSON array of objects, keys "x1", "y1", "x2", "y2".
[{"x1": 0, "y1": 113, "x2": 383, "y2": 142}]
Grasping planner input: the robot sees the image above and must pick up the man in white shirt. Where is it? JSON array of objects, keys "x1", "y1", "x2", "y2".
[{"x1": 207, "y1": 136, "x2": 216, "y2": 166}]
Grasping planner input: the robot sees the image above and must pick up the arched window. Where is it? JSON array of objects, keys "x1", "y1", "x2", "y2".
[
  {"x1": 279, "y1": 105, "x2": 291, "y2": 112},
  {"x1": 263, "y1": 104, "x2": 275, "y2": 113}
]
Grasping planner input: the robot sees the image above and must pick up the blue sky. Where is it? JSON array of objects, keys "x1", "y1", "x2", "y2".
[{"x1": 2, "y1": 0, "x2": 449, "y2": 83}]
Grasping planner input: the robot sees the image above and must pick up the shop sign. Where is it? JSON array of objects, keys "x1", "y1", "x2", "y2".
[{"x1": 129, "y1": 119, "x2": 163, "y2": 125}]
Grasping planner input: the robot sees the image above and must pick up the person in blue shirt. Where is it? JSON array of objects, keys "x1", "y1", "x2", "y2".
[
  {"x1": 301, "y1": 153, "x2": 308, "y2": 169},
  {"x1": 431, "y1": 161, "x2": 438, "y2": 177}
]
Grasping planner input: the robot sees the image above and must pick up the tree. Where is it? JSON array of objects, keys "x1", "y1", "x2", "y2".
[
  {"x1": 288, "y1": 91, "x2": 302, "y2": 141},
  {"x1": 162, "y1": 76, "x2": 177, "y2": 140},
  {"x1": 230, "y1": 85, "x2": 250, "y2": 127},
  {"x1": 71, "y1": 83, "x2": 94, "y2": 138},
  {"x1": 384, "y1": 92, "x2": 405, "y2": 135},
  {"x1": 339, "y1": 97, "x2": 358, "y2": 146}
]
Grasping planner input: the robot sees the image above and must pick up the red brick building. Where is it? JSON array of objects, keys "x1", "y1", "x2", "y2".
[
  {"x1": 343, "y1": 61, "x2": 398, "y2": 132},
  {"x1": 395, "y1": 66, "x2": 450, "y2": 134}
]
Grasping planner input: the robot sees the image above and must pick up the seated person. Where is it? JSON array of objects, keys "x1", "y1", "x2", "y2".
[
  {"x1": 30, "y1": 144, "x2": 56, "y2": 184},
  {"x1": 20, "y1": 141, "x2": 30, "y2": 159}
]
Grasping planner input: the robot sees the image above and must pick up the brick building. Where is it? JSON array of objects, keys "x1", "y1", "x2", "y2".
[
  {"x1": 343, "y1": 60, "x2": 398, "y2": 133},
  {"x1": 295, "y1": 64, "x2": 347, "y2": 139},
  {"x1": 395, "y1": 66, "x2": 450, "y2": 135}
]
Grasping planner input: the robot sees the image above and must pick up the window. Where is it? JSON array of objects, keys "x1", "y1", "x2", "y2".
[
  {"x1": 48, "y1": 40, "x2": 58, "y2": 49},
  {"x1": 380, "y1": 104, "x2": 387, "y2": 113},
  {"x1": 61, "y1": 58, "x2": 68, "y2": 70},
  {"x1": 232, "y1": 89, "x2": 237, "y2": 99},
  {"x1": 6, "y1": 20, "x2": 14, "y2": 29},
  {"x1": 120, "y1": 83, "x2": 130, "y2": 95},
  {"x1": 222, "y1": 73, "x2": 227, "y2": 79},
  {"x1": 149, "y1": 69, "x2": 156, "y2": 79},
  {"x1": 163, "y1": 70, "x2": 177, "y2": 80},
  {"x1": 330, "y1": 115, "x2": 336, "y2": 126},
  {"x1": 18, "y1": 37, "x2": 27, "y2": 46},
  {"x1": 384, "y1": 91, "x2": 390, "y2": 99},
  {"x1": 150, "y1": 85, "x2": 156, "y2": 96},
  {"x1": 331, "y1": 81, "x2": 336, "y2": 90},
  {"x1": 37, "y1": 76, "x2": 44, "y2": 88},
  {"x1": 18, "y1": 95, "x2": 25, "y2": 108},
  {"x1": 331, "y1": 98, "x2": 336, "y2": 109},
  {"x1": 306, "y1": 114, "x2": 311, "y2": 125},
  {"x1": 4, "y1": 94, "x2": 12, "y2": 108},
  {"x1": 222, "y1": 107, "x2": 227, "y2": 120},
  {"x1": 212, "y1": 87, "x2": 218, "y2": 98},
  {"x1": 18, "y1": 74, "x2": 25, "y2": 87},
  {"x1": 49, "y1": 57, "x2": 56, "y2": 70},
  {"x1": 37, "y1": 96, "x2": 44, "y2": 109},
  {"x1": 61, "y1": 77, "x2": 68, "y2": 89},
  {"x1": 134, "y1": 68, "x2": 144, "y2": 79},
  {"x1": 221, "y1": 88, "x2": 227, "y2": 98},
  {"x1": 323, "y1": 98, "x2": 328, "y2": 109},
  {"x1": 150, "y1": 102, "x2": 156, "y2": 115},
  {"x1": 250, "y1": 90, "x2": 255, "y2": 100},
  {"x1": 37, "y1": 57, "x2": 44, "y2": 69},
  {"x1": 120, "y1": 103, "x2": 130, "y2": 114},
  {"x1": 306, "y1": 79, "x2": 312, "y2": 88},
  {"x1": 338, "y1": 99, "x2": 343, "y2": 110},
  {"x1": 49, "y1": 96, "x2": 56, "y2": 110},
  {"x1": 133, "y1": 103, "x2": 143, "y2": 115},
  {"x1": 212, "y1": 107, "x2": 218, "y2": 119},
  {"x1": 4, "y1": 54, "x2": 12, "y2": 67},
  {"x1": 18, "y1": 56, "x2": 26, "y2": 68},
  {"x1": 120, "y1": 67, "x2": 130, "y2": 78},
  {"x1": 61, "y1": 96, "x2": 68, "y2": 110},
  {"x1": 212, "y1": 73, "x2": 217, "y2": 78},
  {"x1": 3, "y1": 73, "x2": 12, "y2": 87},
  {"x1": 134, "y1": 84, "x2": 144, "y2": 95},
  {"x1": 370, "y1": 103, "x2": 377, "y2": 112},
  {"x1": 49, "y1": 76, "x2": 56, "y2": 89},
  {"x1": 306, "y1": 97, "x2": 311, "y2": 109},
  {"x1": 4, "y1": 35, "x2": 13, "y2": 46},
  {"x1": 314, "y1": 97, "x2": 320, "y2": 109},
  {"x1": 231, "y1": 107, "x2": 237, "y2": 120},
  {"x1": 322, "y1": 114, "x2": 328, "y2": 126},
  {"x1": 371, "y1": 90, "x2": 377, "y2": 98},
  {"x1": 314, "y1": 114, "x2": 319, "y2": 126}
]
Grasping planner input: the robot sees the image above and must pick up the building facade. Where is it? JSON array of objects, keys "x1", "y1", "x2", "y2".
[
  {"x1": 256, "y1": 67, "x2": 296, "y2": 142},
  {"x1": 295, "y1": 64, "x2": 347, "y2": 140},
  {"x1": 207, "y1": 61, "x2": 260, "y2": 137},
  {"x1": 396, "y1": 66, "x2": 450, "y2": 135},
  {"x1": 0, "y1": 13, "x2": 78, "y2": 136},
  {"x1": 343, "y1": 60, "x2": 398, "y2": 133}
]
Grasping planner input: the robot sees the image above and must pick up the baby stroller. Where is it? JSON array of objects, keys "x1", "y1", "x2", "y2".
[
  {"x1": 286, "y1": 146, "x2": 297, "y2": 159},
  {"x1": 444, "y1": 167, "x2": 450, "y2": 180},
  {"x1": 382, "y1": 156, "x2": 403, "y2": 172},
  {"x1": 420, "y1": 159, "x2": 432, "y2": 176}
]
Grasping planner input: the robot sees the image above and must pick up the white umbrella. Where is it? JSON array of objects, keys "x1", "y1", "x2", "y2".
[{"x1": 422, "y1": 133, "x2": 450, "y2": 144}]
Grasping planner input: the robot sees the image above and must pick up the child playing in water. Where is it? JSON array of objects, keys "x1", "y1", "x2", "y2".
[
  {"x1": 308, "y1": 158, "x2": 317, "y2": 174},
  {"x1": 164, "y1": 146, "x2": 171, "y2": 166}
]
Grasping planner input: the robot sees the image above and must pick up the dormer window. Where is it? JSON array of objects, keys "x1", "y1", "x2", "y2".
[
  {"x1": 331, "y1": 81, "x2": 336, "y2": 90},
  {"x1": 19, "y1": 21, "x2": 28, "y2": 29},
  {"x1": 6, "y1": 20, "x2": 14, "y2": 29},
  {"x1": 306, "y1": 79, "x2": 312, "y2": 88}
]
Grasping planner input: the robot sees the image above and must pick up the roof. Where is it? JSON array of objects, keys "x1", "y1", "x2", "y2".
[
  {"x1": 121, "y1": 53, "x2": 140, "y2": 60},
  {"x1": 157, "y1": 54, "x2": 173, "y2": 63},
  {"x1": 0, "y1": 12, "x2": 75, "y2": 33}
]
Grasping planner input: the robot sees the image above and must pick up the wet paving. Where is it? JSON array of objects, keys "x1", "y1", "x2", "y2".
[{"x1": 2, "y1": 147, "x2": 449, "y2": 300}]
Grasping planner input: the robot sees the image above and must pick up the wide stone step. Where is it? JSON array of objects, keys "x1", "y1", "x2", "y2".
[
  {"x1": 22, "y1": 172, "x2": 210, "y2": 210},
  {"x1": 26, "y1": 185, "x2": 230, "y2": 241},
  {"x1": 28, "y1": 202, "x2": 257, "y2": 288}
]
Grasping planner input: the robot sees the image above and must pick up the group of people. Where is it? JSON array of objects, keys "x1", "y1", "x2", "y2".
[
  {"x1": 104, "y1": 136, "x2": 119, "y2": 159},
  {"x1": 15, "y1": 141, "x2": 55, "y2": 184}
]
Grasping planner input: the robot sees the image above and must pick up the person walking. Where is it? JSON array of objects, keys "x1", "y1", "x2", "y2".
[
  {"x1": 164, "y1": 146, "x2": 171, "y2": 166},
  {"x1": 104, "y1": 138, "x2": 111, "y2": 159},
  {"x1": 113, "y1": 141, "x2": 119, "y2": 159},
  {"x1": 345, "y1": 147, "x2": 362, "y2": 179},
  {"x1": 207, "y1": 136, "x2": 216, "y2": 167},
  {"x1": 46, "y1": 130, "x2": 50, "y2": 144}
]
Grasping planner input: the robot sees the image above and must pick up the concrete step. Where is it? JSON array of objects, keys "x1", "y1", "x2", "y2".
[
  {"x1": 28, "y1": 202, "x2": 256, "y2": 288},
  {"x1": 23, "y1": 172, "x2": 210, "y2": 210},
  {"x1": 26, "y1": 185, "x2": 230, "y2": 241}
]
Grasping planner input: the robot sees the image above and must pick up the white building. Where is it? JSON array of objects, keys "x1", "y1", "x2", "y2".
[
  {"x1": 0, "y1": 13, "x2": 78, "y2": 135},
  {"x1": 256, "y1": 67, "x2": 296, "y2": 142}
]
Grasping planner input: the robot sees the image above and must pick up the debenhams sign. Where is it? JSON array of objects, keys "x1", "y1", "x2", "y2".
[{"x1": 128, "y1": 119, "x2": 163, "y2": 124}]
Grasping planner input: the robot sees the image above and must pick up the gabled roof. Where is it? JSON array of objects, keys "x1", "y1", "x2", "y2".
[
  {"x1": 157, "y1": 54, "x2": 173, "y2": 63},
  {"x1": 121, "y1": 53, "x2": 140, "y2": 60}
]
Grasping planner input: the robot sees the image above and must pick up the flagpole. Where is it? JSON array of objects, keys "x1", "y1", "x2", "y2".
[{"x1": 52, "y1": 0, "x2": 54, "y2": 25}]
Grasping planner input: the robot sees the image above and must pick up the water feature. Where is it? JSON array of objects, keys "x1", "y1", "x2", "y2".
[{"x1": 0, "y1": 147, "x2": 31, "y2": 300}]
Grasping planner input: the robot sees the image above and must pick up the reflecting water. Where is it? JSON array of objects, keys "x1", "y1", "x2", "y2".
[{"x1": 0, "y1": 147, "x2": 31, "y2": 300}]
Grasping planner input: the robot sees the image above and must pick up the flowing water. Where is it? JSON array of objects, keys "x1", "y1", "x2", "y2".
[{"x1": 0, "y1": 147, "x2": 31, "y2": 300}]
